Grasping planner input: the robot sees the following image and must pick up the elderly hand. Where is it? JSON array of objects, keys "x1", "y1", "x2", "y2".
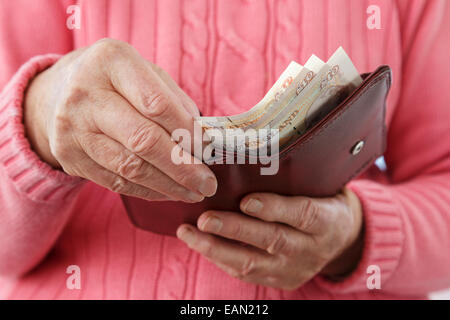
[
  {"x1": 177, "y1": 188, "x2": 364, "y2": 290},
  {"x1": 24, "y1": 38, "x2": 217, "y2": 202}
]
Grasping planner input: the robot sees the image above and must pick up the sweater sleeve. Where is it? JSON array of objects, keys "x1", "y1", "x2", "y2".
[
  {"x1": 0, "y1": 0, "x2": 84, "y2": 277},
  {"x1": 315, "y1": 0, "x2": 450, "y2": 296}
]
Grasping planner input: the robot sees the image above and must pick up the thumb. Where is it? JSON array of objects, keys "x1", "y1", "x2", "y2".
[{"x1": 240, "y1": 193, "x2": 327, "y2": 234}]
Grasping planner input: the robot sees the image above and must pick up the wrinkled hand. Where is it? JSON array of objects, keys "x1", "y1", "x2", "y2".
[
  {"x1": 177, "y1": 188, "x2": 364, "y2": 290},
  {"x1": 25, "y1": 38, "x2": 217, "y2": 202}
]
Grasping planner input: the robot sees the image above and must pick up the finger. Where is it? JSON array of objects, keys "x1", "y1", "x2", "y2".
[
  {"x1": 149, "y1": 63, "x2": 200, "y2": 117},
  {"x1": 149, "y1": 65, "x2": 210, "y2": 160},
  {"x1": 92, "y1": 92, "x2": 217, "y2": 197},
  {"x1": 213, "y1": 261, "x2": 286, "y2": 289},
  {"x1": 197, "y1": 211, "x2": 304, "y2": 255},
  {"x1": 121, "y1": 60, "x2": 205, "y2": 158},
  {"x1": 176, "y1": 224, "x2": 275, "y2": 281},
  {"x1": 62, "y1": 150, "x2": 169, "y2": 201},
  {"x1": 240, "y1": 193, "x2": 327, "y2": 234},
  {"x1": 104, "y1": 43, "x2": 197, "y2": 137},
  {"x1": 79, "y1": 132, "x2": 204, "y2": 203}
]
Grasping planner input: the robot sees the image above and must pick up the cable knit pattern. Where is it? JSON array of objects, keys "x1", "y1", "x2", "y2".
[
  {"x1": 315, "y1": 179, "x2": 404, "y2": 294},
  {"x1": 0, "y1": 0, "x2": 450, "y2": 299},
  {"x1": 180, "y1": 0, "x2": 209, "y2": 112}
]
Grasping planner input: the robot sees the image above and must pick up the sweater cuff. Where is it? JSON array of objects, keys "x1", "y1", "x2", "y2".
[
  {"x1": 0, "y1": 54, "x2": 84, "y2": 202},
  {"x1": 314, "y1": 179, "x2": 404, "y2": 294}
]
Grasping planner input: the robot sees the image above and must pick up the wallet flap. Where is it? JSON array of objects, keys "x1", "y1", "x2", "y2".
[{"x1": 281, "y1": 65, "x2": 391, "y2": 157}]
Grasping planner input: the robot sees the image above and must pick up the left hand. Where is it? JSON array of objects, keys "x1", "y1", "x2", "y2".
[{"x1": 176, "y1": 188, "x2": 364, "y2": 290}]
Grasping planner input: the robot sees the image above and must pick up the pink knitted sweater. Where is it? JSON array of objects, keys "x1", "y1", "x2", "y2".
[{"x1": 0, "y1": 0, "x2": 449, "y2": 299}]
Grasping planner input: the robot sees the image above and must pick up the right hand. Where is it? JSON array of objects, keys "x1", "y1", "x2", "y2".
[{"x1": 24, "y1": 38, "x2": 217, "y2": 203}]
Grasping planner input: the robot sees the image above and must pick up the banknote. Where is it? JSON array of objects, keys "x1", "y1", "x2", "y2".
[
  {"x1": 265, "y1": 47, "x2": 362, "y2": 146},
  {"x1": 199, "y1": 61, "x2": 303, "y2": 130},
  {"x1": 196, "y1": 47, "x2": 362, "y2": 153},
  {"x1": 248, "y1": 54, "x2": 325, "y2": 131}
]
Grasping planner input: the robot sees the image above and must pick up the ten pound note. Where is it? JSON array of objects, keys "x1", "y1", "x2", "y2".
[{"x1": 196, "y1": 47, "x2": 362, "y2": 155}]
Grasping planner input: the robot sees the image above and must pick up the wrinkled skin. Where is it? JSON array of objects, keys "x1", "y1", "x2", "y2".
[
  {"x1": 25, "y1": 38, "x2": 364, "y2": 289},
  {"x1": 25, "y1": 38, "x2": 217, "y2": 202},
  {"x1": 177, "y1": 188, "x2": 363, "y2": 290}
]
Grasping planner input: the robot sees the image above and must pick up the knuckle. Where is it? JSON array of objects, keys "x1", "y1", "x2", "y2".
[
  {"x1": 265, "y1": 226, "x2": 288, "y2": 255},
  {"x1": 229, "y1": 221, "x2": 243, "y2": 240},
  {"x1": 198, "y1": 239, "x2": 214, "y2": 258},
  {"x1": 128, "y1": 124, "x2": 162, "y2": 154},
  {"x1": 116, "y1": 153, "x2": 146, "y2": 181},
  {"x1": 110, "y1": 176, "x2": 129, "y2": 194},
  {"x1": 236, "y1": 256, "x2": 257, "y2": 278},
  {"x1": 80, "y1": 133, "x2": 99, "y2": 153},
  {"x1": 293, "y1": 199, "x2": 319, "y2": 231},
  {"x1": 95, "y1": 37, "x2": 121, "y2": 47},
  {"x1": 53, "y1": 111, "x2": 72, "y2": 133},
  {"x1": 173, "y1": 169, "x2": 192, "y2": 186},
  {"x1": 62, "y1": 86, "x2": 90, "y2": 109},
  {"x1": 85, "y1": 38, "x2": 135, "y2": 67},
  {"x1": 224, "y1": 268, "x2": 240, "y2": 279},
  {"x1": 91, "y1": 38, "x2": 130, "y2": 58},
  {"x1": 142, "y1": 92, "x2": 171, "y2": 118}
]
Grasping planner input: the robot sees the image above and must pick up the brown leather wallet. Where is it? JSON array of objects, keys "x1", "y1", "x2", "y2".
[{"x1": 121, "y1": 65, "x2": 392, "y2": 236}]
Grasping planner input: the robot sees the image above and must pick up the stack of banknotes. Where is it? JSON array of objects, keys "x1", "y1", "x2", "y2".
[{"x1": 196, "y1": 47, "x2": 362, "y2": 154}]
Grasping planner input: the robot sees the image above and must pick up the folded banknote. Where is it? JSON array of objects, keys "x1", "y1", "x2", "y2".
[{"x1": 196, "y1": 47, "x2": 362, "y2": 153}]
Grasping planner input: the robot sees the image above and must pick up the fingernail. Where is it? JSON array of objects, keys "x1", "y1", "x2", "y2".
[
  {"x1": 244, "y1": 198, "x2": 263, "y2": 213},
  {"x1": 201, "y1": 216, "x2": 222, "y2": 232},
  {"x1": 177, "y1": 226, "x2": 195, "y2": 244},
  {"x1": 198, "y1": 176, "x2": 217, "y2": 197},
  {"x1": 186, "y1": 191, "x2": 204, "y2": 203}
]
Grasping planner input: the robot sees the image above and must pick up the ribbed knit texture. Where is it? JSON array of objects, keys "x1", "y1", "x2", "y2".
[{"x1": 0, "y1": 0, "x2": 450, "y2": 299}]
